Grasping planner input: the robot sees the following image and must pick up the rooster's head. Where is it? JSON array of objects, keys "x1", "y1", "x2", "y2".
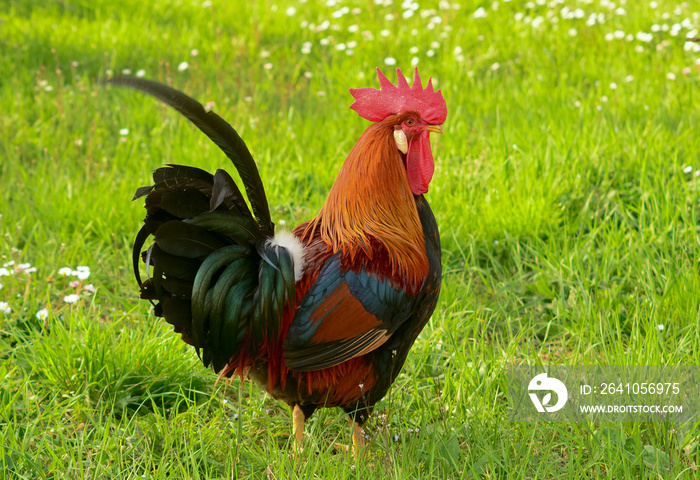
[{"x1": 349, "y1": 68, "x2": 447, "y2": 195}]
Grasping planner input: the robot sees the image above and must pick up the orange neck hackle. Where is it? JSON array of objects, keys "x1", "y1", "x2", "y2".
[{"x1": 302, "y1": 114, "x2": 429, "y2": 288}]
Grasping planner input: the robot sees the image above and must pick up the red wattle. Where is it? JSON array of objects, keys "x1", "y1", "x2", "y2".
[{"x1": 406, "y1": 131, "x2": 434, "y2": 195}]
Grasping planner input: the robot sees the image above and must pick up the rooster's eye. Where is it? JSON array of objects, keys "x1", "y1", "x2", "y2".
[{"x1": 406, "y1": 119, "x2": 415, "y2": 126}]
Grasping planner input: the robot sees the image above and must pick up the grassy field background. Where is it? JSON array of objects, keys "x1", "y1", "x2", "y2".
[{"x1": 2, "y1": 0, "x2": 700, "y2": 478}]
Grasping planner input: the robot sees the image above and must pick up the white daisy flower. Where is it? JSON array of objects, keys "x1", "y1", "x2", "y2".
[{"x1": 63, "y1": 294, "x2": 80, "y2": 304}]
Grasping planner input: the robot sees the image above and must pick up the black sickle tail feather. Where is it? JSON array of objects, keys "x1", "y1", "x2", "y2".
[
  {"x1": 111, "y1": 79, "x2": 297, "y2": 372},
  {"x1": 108, "y1": 76, "x2": 273, "y2": 235}
]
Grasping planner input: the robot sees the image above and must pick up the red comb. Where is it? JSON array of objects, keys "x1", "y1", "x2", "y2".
[{"x1": 349, "y1": 68, "x2": 447, "y2": 124}]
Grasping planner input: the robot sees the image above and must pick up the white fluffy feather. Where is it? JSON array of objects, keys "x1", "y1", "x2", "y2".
[{"x1": 266, "y1": 230, "x2": 306, "y2": 282}]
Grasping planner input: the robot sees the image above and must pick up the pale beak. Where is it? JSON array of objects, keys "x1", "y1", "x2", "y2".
[{"x1": 424, "y1": 125, "x2": 444, "y2": 135}]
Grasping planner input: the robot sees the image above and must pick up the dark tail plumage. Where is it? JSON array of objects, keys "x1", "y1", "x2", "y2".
[{"x1": 109, "y1": 78, "x2": 296, "y2": 372}]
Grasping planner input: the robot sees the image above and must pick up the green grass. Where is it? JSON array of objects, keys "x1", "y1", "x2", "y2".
[{"x1": 2, "y1": 0, "x2": 700, "y2": 477}]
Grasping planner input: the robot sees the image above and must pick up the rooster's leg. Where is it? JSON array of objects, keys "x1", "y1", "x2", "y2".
[
  {"x1": 351, "y1": 419, "x2": 366, "y2": 453},
  {"x1": 334, "y1": 418, "x2": 366, "y2": 458},
  {"x1": 292, "y1": 405, "x2": 305, "y2": 452}
]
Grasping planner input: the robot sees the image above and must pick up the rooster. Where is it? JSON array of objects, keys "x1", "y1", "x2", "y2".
[{"x1": 110, "y1": 67, "x2": 446, "y2": 453}]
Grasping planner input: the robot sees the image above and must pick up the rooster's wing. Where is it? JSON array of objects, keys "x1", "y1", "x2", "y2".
[{"x1": 283, "y1": 253, "x2": 418, "y2": 371}]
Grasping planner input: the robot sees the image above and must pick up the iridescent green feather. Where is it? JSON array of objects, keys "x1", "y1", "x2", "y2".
[
  {"x1": 191, "y1": 245, "x2": 248, "y2": 346},
  {"x1": 114, "y1": 77, "x2": 300, "y2": 375}
]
